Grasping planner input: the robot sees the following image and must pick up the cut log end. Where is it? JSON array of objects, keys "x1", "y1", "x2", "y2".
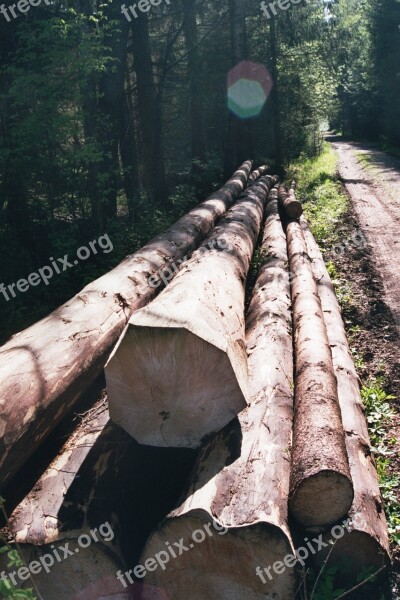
[
  {"x1": 285, "y1": 202, "x2": 303, "y2": 219},
  {"x1": 312, "y1": 529, "x2": 390, "y2": 587},
  {"x1": 141, "y1": 513, "x2": 297, "y2": 600},
  {"x1": 289, "y1": 470, "x2": 354, "y2": 528},
  {"x1": 106, "y1": 326, "x2": 247, "y2": 448}
]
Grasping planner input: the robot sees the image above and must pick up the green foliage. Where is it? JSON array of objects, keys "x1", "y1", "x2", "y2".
[
  {"x1": 286, "y1": 143, "x2": 348, "y2": 247},
  {"x1": 361, "y1": 381, "x2": 400, "y2": 545},
  {"x1": 0, "y1": 498, "x2": 37, "y2": 599}
]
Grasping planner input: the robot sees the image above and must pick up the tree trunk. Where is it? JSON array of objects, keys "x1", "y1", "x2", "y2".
[
  {"x1": 248, "y1": 164, "x2": 269, "y2": 183},
  {"x1": 106, "y1": 175, "x2": 277, "y2": 449},
  {"x1": 0, "y1": 162, "x2": 251, "y2": 487},
  {"x1": 119, "y1": 72, "x2": 140, "y2": 224},
  {"x1": 269, "y1": 15, "x2": 284, "y2": 177},
  {"x1": 287, "y1": 218, "x2": 354, "y2": 528},
  {"x1": 300, "y1": 218, "x2": 390, "y2": 579},
  {"x1": 131, "y1": 15, "x2": 168, "y2": 206},
  {"x1": 278, "y1": 184, "x2": 303, "y2": 219},
  {"x1": 224, "y1": 0, "x2": 251, "y2": 178},
  {"x1": 183, "y1": 0, "x2": 207, "y2": 164},
  {"x1": 97, "y1": 1, "x2": 130, "y2": 220},
  {"x1": 138, "y1": 186, "x2": 296, "y2": 599}
]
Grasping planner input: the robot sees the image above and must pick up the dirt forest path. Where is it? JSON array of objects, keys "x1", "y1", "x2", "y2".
[{"x1": 330, "y1": 137, "x2": 400, "y2": 346}]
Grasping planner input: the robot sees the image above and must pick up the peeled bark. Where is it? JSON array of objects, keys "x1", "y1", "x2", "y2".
[
  {"x1": 301, "y1": 218, "x2": 390, "y2": 576},
  {"x1": 287, "y1": 219, "x2": 353, "y2": 528},
  {"x1": 8, "y1": 399, "x2": 110, "y2": 545},
  {"x1": 139, "y1": 187, "x2": 296, "y2": 599},
  {"x1": 0, "y1": 161, "x2": 252, "y2": 487},
  {"x1": 106, "y1": 176, "x2": 277, "y2": 449},
  {"x1": 278, "y1": 185, "x2": 303, "y2": 219}
]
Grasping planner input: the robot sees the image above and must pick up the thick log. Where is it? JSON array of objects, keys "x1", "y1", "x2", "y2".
[
  {"x1": 8, "y1": 397, "x2": 196, "y2": 559},
  {"x1": 8, "y1": 398, "x2": 110, "y2": 545},
  {"x1": 139, "y1": 187, "x2": 296, "y2": 599},
  {"x1": 301, "y1": 218, "x2": 390, "y2": 576},
  {"x1": 287, "y1": 218, "x2": 354, "y2": 528},
  {"x1": 278, "y1": 184, "x2": 303, "y2": 219},
  {"x1": 106, "y1": 176, "x2": 278, "y2": 449},
  {"x1": 0, "y1": 535, "x2": 128, "y2": 600},
  {"x1": 0, "y1": 161, "x2": 252, "y2": 487}
]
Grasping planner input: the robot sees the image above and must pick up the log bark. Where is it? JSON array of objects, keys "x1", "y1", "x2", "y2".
[
  {"x1": 106, "y1": 176, "x2": 277, "y2": 449},
  {"x1": 8, "y1": 399, "x2": 110, "y2": 545},
  {"x1": 139, "y1": 186, "x2": 296, "y2": 599},
  {"x1": 248, "y1": 164, "x2": 269, "y2": 183},
  {"x1": 278, "y1": 184, "x2": 303, "y2": 219},
  {"x1": 0, "y1": 161, "x2": 252, "y2": 487},
  {"x1": 301, "y1": 218, "x2": 390, "y2": 577},
  {"x1": 287, "y1": 218, "x2": 354, "y2": 528}
]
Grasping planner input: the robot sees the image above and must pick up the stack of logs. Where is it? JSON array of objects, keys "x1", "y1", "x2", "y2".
[{"x1": 0, "y1": 164, "x2": 390, "y2": 600}]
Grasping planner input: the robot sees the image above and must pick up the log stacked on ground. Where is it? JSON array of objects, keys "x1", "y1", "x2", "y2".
[
  {"x1": 105, "y1": 176, "x2": 278, "y2": 449},
  {"x1": 301, "y1": 218, "x2": 390, "y2": 576},
  {"x1": 0, "y1": 161, "x2": 252, "y2": 487},
  {"x1": 278, "y1": 184, "x2": 303, "y2": 219},
  {"x1": 139, "y1": 186, "x2": 296, "y2": 599},
  {"x1": 248, "y1": 164, "x2": 269, "y2": 183},
  {"x1": 287, "y1": 218, "x2": 354, "y2": 528}
]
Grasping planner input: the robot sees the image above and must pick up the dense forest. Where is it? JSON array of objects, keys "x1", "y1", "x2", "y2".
[{"x1": 0, "y1": 0, "x2": 399, "y2": 342}]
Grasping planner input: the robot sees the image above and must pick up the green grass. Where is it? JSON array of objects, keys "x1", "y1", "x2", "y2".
[
  {"x1": 0, "y1": 497, "x2": 38, "y2": 599},
  {"x1": 361, "y1": 381, "x2": 400, "y2": 546},
  {"x1": 286, "y1": 143, "x2": 349, "y2": 247}
]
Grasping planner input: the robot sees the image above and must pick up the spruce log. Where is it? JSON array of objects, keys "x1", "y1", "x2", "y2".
[
  {"x1": 106, "y1": 176, "x2": 278, "y2": 449},
  {"x1": 301, "y1": 218, "x2": 390, "y2": 575},
  {"x1": 287, "y1": 219, "x2": 354, "y2": 528},
  {"x1": 0, "y1": 161, "x2": 252, "y2": 487},
  {"x1": 139, "y1": 187, "x2": 296, "y2": 599},
  {"x1": 248, "y1": 164, "x2": 269, "y2": 183},
  {"x1": 0, "y1": 532, "x2": 128, "y2": 600},
  {"x1": 8, "y1": 399, "x2": 110, "y2": 545},
  {"x1": 278, "y1": 184, "x2": 303, "y2": 219}
]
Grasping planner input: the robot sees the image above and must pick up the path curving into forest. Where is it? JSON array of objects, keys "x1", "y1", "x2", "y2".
[{"x1": 331, "y1": 137, "x2": 400, "y2": 336}]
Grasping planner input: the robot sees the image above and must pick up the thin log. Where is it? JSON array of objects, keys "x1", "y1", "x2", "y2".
[
  {"x1": 138, "y1": 187, "x2": 297, "y2": 599},
  {"x1": 0, "y1": 161, "x2": 252, "y2": 487},
  {"x1": 287, "y1": 218, "x2": 354, "y2": 528},
  {"x1": 278, "y1": 184, "x2": 303, "y2": 219},
  {"x1": 301, "y1": 218, "x2": 390, "y2": 576},
  {"x1": 106, "y1": 176, "x2": 278, "y2": 449},
  {"x1": 248, "y1": 164, "x2": 269, "y2": 183}
]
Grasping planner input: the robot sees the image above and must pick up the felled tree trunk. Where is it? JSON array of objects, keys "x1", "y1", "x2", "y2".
[
  {"x1": 278, "y1": 185, "x2": 303, "y2": 219},
  {"x1": 301, "y1": 218, "x2": 390, "y2": 578},
  {"x1": 248, "y1": 164, "x2": 269, "y2": 183},
  {"x1": 0, "y1": 161, "x2": 252, "y2": 487},
  {"x1": 287, "y1": 219, "x2": 354, "y2": 528},
  {"x1": 106, "y1": 176, "x2": 277, "y2": 449},
  {"x1": 139, "y1": 187, "x2": 296, "y2": 599}
]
